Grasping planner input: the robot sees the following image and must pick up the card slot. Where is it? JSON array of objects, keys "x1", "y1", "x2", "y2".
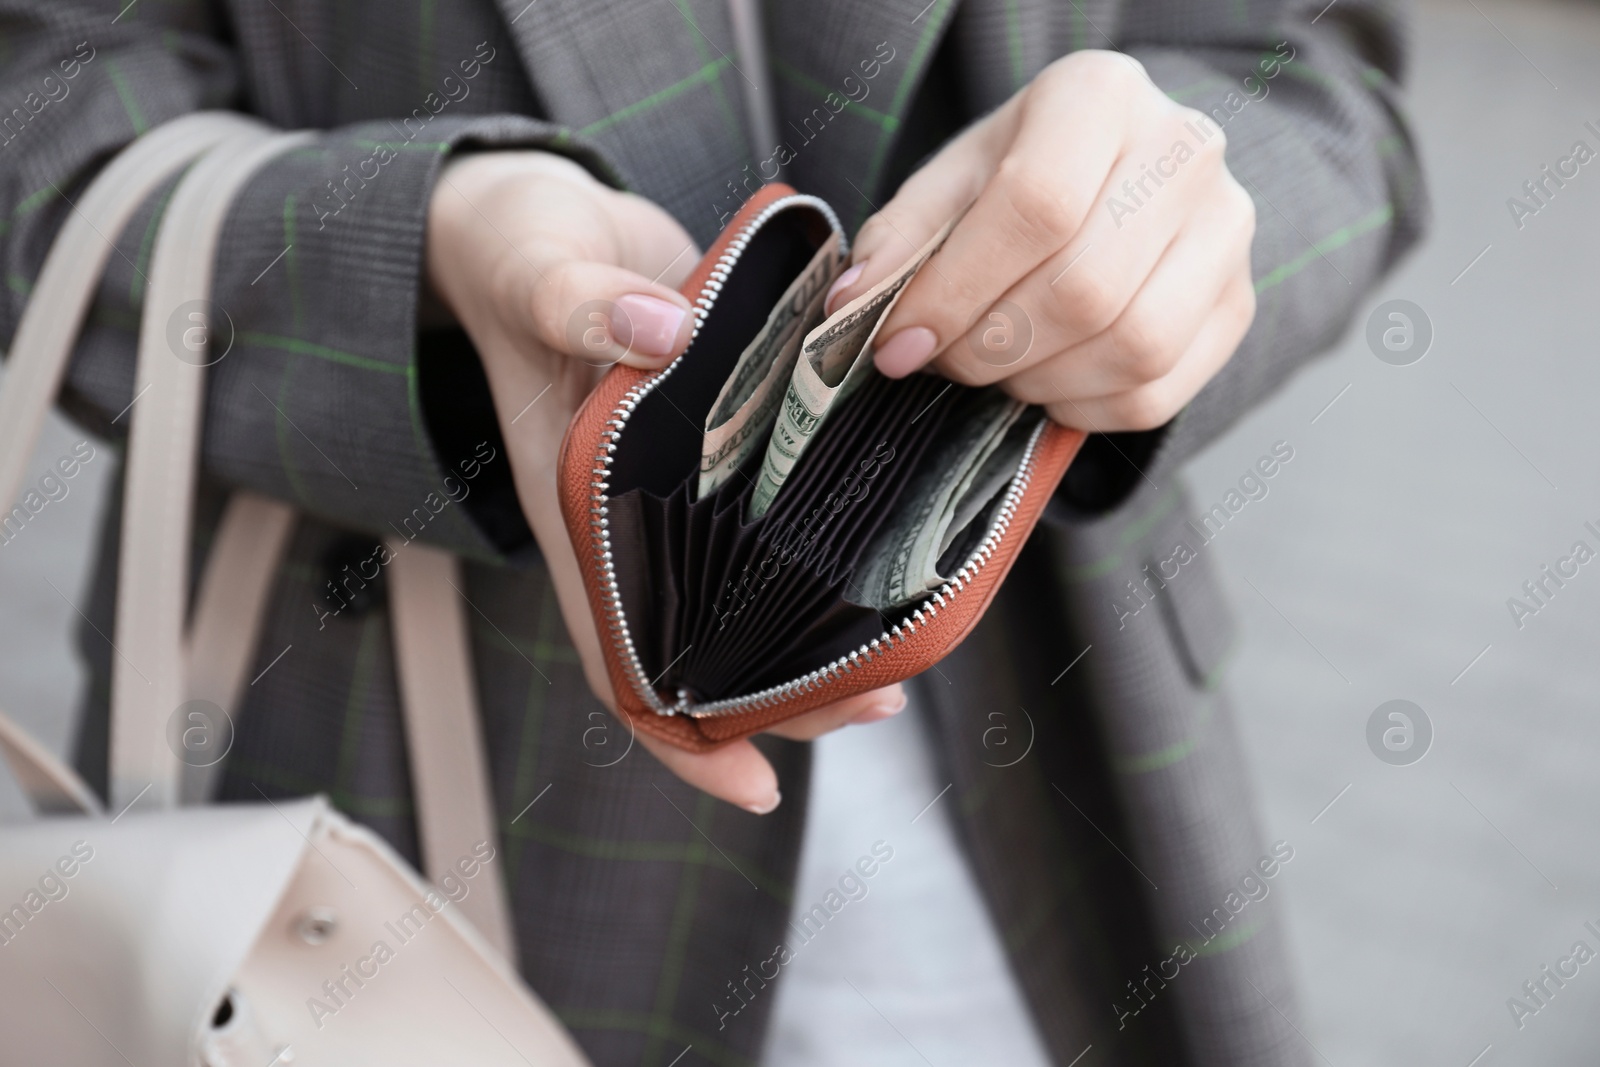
[
  {"x1": 711, "y1": 466, "x2": 761, "y2": 519},
  {"x1": 617, "y1": 456, "x2": 904, "y2": 701},
  {"x1": 756, "y1": 379, "x2": 902, "y2": 570},
  {"x1": 704, "y1": 445, "x2": 767, "y2": 569},
  {"x1": 609, "y1": 384, "x2": 1039, "y2": 702},
  {"x1": 803, "y1": 376, "x2": 960, "y2": 568},
  {"x1": 697, "y1": 561, "x2": 900, "y2": 697},
  {"x1": 710, "y1": 532, "x2": 871, "y2": 674},
  {"x1": 738, "y1": 599, "x2": 889, "y2": 695},
  {"x1": 681, "y1": 376, "x2": 965, "y2": 695},
  {"x1": 604, "y1": 487, "x2": 682, "y2": 684},
  {"x1": 832, "y1": 382, "x2": 992, "y2": 566},
  {"x1": 683, "y1": 558, "x2": 849, "y2": 697},
  {"x1": 686, "y1": 494, "x2": 763, "y2": 658},
  {"x1": 756, "y1": 376, "x2": 895, "y2": 546},
  {"x1": 690, "y1": 534, "x2": 822, "y2": 680},
  {"x1": 676, "y1": 475, "x2": 718, "y2": 657},
  {"x1": 659, "y1": 485, "x2": 690, "y2": 678},
  {"x1": 683, "y1": 526, "x2": 836, "y2": 679},
  {"x1": 761, "y1": 373, "x2": 959, "y2": 579},
  {"x1": 603, "y1": 491, "x2": 654, "y2": 672},
  {"x1": 678, "y1": 460, "x2": 767, "y2": 655}
]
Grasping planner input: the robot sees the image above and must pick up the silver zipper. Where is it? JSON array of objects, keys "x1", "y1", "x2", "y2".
[{"x1": 585, "y1": 195, "x2": 1045, "y2": 719}]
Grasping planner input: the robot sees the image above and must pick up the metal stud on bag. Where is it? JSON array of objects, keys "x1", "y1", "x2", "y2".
[{"x1": 294, "y1": 907, "x2": 339, "y2": 946}]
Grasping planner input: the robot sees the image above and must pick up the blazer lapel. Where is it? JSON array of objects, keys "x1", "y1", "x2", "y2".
[
  {"x1": 486, "y1": 0, "x2": 961, "y2": 241},
  {"x1": 488, "y1": 0, "x2": 758, "y2": 243}
]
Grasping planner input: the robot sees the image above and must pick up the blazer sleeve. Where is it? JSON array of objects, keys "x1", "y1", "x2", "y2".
[
  {"x1": 1052, "y1": 0, "x2": 1428, "y2": 517},
  {"x1": 0, "y1": 1, "x2": 612, "y2": 560}
]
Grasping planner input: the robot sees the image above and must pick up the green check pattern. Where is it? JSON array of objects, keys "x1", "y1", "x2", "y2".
[{"x1": 0, "y1": 1, "x2": 1424, "y2": 1065}]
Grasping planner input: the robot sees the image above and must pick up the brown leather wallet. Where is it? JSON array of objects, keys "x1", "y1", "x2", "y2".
[{"x1": 559, "y1": 183, "x2": 1086, "y2": 751}]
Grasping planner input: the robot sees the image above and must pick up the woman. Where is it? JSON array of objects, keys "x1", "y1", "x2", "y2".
[{"x1": 0, "y1": 1, "x2": 1423, "y2": 1063}]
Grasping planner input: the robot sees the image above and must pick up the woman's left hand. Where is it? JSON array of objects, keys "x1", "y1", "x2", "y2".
[{"x1": 827, "y1": 50, "x2": 1257, "y2": 433}]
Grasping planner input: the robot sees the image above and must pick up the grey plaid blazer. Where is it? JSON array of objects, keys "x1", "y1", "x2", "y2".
[{"x1": 0, "y1": 1, "x2": 1424, "y2": 1064}]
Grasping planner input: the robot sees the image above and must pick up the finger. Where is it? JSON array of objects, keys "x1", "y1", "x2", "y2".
[
  {"x1": 430, "y1": 161, "x2": 691, "y2": 370},
  {"x1": 446, "y1": 151, "x2": 702, "y2": 286},
  {"x1": 517, "y1": 255, "x2": 696, "y2": 370},
  {"x1": 538, "y1": 501, "x2": 619, "y2": 703},
  {"x1": 608, "y1": 190, "x2": 701, "y2": 289},
  {"x1": 638, "y1": 732, "x2": 783, "y2": 814},
  {"x1": 763, "y1": 684, "x2": 907, "y2": 741},
  {"x1": 980, "y1": 180, "x2": 1254, "y2": 401},
  {"x1": 1041, "y1": 274, "x2": 1256, "y2": 432},
  {"x1": 928, "y1": 112, "x2": 1229, "y2": 389},
  {"x1": 457, "y1": 173, "x2": 697, "y2": 371},
  {"x1": 825, "y1": 105, "x2": 1017, "y2": 315},
  {"x1": 871, "y1": 54, "x2": 1144, "y2": 378}
]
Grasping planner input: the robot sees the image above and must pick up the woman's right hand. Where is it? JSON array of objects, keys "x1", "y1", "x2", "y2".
[{"x1": 424, "y1": 151, "x2": 905, "y2": 814}]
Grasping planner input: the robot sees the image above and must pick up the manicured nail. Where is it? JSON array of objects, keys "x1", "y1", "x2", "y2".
[
  {"x1": 852, "y1": 701, "x2": 904, "y2": 724},
  {"x1": 611, "y1": 294, "x2": 687, "y2": 360},
  {"x1": 745, "y1": 789, "x2": 782, "y2": 815},
  {"x1": 824, "y1": 263, "x2": 865, "y2": 315},
  {"x1": 852, "y1": 688, "x2": 908, "y2": 724},
  {"x1": 874, "y1": 327, "x2": 937, "y2": 378}
]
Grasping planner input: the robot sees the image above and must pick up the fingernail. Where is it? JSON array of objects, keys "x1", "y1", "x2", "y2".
[
  {"x1": 611, "y1": 294, "x2": 687, "y2": 360},
  {"x1": 874, "y1": 327, "x2": 937, "y2": 378},
  {"x1": 745, "y1": 789, "x2": 782, "y2": 816},
  {"x1": 824, "y1": 263, "x2": 865, "y2": 315},
  {"x1": 852, "y1": 701, "x2": 904, "y2": 725},
  {"x1": 852, "y1": 689, "x2": 908, "y2": 724}
]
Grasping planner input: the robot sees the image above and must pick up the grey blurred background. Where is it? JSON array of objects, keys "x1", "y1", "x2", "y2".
[{"x1": 3, "y1": 0, "x2": 1598, "y2": 1062}]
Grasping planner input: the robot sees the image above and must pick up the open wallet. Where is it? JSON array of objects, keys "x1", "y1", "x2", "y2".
[{"x1": 558, "y1": 183, "x2": 1087, "y2": 751}]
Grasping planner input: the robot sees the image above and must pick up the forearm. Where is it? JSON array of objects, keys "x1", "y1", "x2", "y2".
[{"x1": 0, "y1": 6, "x2": 621, "y2": 557}]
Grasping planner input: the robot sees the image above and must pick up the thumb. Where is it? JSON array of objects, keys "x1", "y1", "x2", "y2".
[
  {"x1": 639, "y1": 733, "x2": 783, "y2": 815},
  {"x1": 524, "y1": 256, "x2": 697, "y2": 371},
  {"x1": 824, "y1": 99, "x2": 1018, "y2": 317}
]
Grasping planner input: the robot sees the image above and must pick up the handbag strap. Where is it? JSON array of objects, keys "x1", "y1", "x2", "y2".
[
  {"x1": 0, "y1": 113, "x2": 517, "y2": 961},
  {"x1": 179, "y1": 490, "x2": 297, "y2": 805},
  {"x1": 0, "y1": 112, "x2": 251, "y2": 520},
  {"x1": 387, "y1": 540, "x2": 518, "y2": 962},
  {"x1": 0, "y1": 112, "x2": 254, "y2": 817},
  {"x1": 0, "y1": 710, "x2": 103, "y2": 815},
  {"x1": 116, "y1": 124, "x2": 517, "y2": 956},
  {"x1": 111, "y1": 123, "x2": 314, "y2": 811}
]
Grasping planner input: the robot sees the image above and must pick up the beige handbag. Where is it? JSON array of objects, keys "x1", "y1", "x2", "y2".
[{"x1": 0, "y1": 113, "x2": 590, "y2": 1067}]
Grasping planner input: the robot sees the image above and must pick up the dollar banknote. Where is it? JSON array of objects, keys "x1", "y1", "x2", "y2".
[
  {"x1": 748, "y1": 220, "x2": 957, "y2": 519},
  {"x1": 698, "y1": 233, "x2": 844, "y2": 498},
  {"x1": 938, "y1": 417, "x2": 1032, "y2": 559},
  {"x1": 852, "y1": 390, "x2": 1029, "y2": 610}
]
